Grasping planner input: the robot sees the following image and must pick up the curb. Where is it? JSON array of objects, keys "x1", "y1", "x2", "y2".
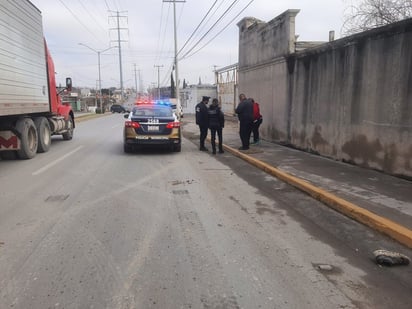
[
  {"x1": 222, "y1": 143, "x2": 412, "y2": 249},
  {"x1": 75, "y1": 113, "x2": 110, "y2": 122}
]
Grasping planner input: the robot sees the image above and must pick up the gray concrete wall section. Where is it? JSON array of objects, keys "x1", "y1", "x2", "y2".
[
  {"x1": 237, "y1": 10, "x2": 299, "y2": 143},
  {"x1": 237, "y1": 11, "x2": 412, "y2": 178}
]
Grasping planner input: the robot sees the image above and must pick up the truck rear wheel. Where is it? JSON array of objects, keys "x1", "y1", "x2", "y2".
[
  {"x1": 34, "y1": 117, "x2": 51, "y2": 153},
  {"x1": 62, "y1": 115, "x2": 74, "y2": 140},
  {"x1": 16, "y1": 118, "x2": 38, "y2": 159}
]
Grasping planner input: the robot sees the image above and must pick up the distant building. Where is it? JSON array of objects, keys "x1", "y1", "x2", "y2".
[
  {"x1": 113, "y1": 90, "x2": 122, "y2": 101},
  {"x1": 180, "y1": 84, "x2": 217, "y2": 114},
  {"x1": 62, "y1": 92, "x2": 80, "y2": 111}
]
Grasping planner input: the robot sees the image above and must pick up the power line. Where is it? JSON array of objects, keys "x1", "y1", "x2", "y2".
[
  {"x1": 155, "y1": 2, "x2": 172, "y2": 66},
  {"x1": 112, "y1": 0, "x2": 122, "y2": 11},
  {"x1": 104, "y1": 0, "x2": 111, "y2": 10},
  {"x1": 160, "y1": 64, "x2": 174, "y2": 87},
  {"x1": 57, "y1": 0, "x2": 105, "y2": 45},
  {"x1": 183, "y1": 0, "x2": 255, "y2": 60},
  {"x1": 177, "y1": 0, "x2": 219, "y2": 56},
  {"x1": 77, "y1": 0, "x2": 108, "y2": 34},
  {"x1": 180, "y1": 0, "x2": 242, "y2": 59},
  {"x1": 185, "y1": 0, "x2": 230, "y2": 51}
]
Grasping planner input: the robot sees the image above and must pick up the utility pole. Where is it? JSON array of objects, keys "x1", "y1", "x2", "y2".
[
  {"x1": 154, "y1": 64, "x2": 163, "y2": 99},
  {"x1": 151, "y1": 82, "x2": 156, "y2": 98},
  {"x1": 138, "y1": 69, "x2": 142, "y2": 94},
  {"x1": 213, "y1": 65, "x2": 219, "y2": 84},
  {"x1": 134, "y1": 64, "x2": 138, "y2": 98},
  {"x1": 163, "y1": 0, "x2": 185, "y2": 114},
  {"x1": 109, "y1": 10, "x2": 128, "y2": 102},
  {"x1": 95, "y1": 80, "x2": 98, "y2": 108}
]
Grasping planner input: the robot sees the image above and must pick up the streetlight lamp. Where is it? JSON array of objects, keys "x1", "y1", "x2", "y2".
[{"x1": 78, "y1": 43, "x2": 117, "y2": 112}]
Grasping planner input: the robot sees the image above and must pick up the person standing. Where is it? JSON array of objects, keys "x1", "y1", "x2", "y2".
[
  {"x1": 195, "y1": 96, "x2": 210, "y2": 151},
  {"x1": 235, "y1": 93, "x2": 254, "y2": 150},
  {"x1": 208, "y1": 98, "x2": 225, "y2": 154},
  {"x1": 251, "y1": 98, "x2": 262, "y2": 144}
]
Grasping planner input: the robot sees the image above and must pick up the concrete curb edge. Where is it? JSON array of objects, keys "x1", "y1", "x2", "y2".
[{"x1": 223, "y1": 143, "x2": 412, "y2": 249}]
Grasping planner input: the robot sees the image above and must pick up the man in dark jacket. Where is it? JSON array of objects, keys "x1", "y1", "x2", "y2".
[
  {"x1": 208, "y1": 98, "x2": 225, "y2": 154},
  {"x1": 195, "y1": 96, "x2": 210, "y2": 151},
  {"x1": 235, "y1": 93, "x2": 254, "y2": 150}
]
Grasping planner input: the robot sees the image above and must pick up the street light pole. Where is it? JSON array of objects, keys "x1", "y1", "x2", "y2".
[
  {"x1": 154, "y1": 64, "x2": 163, "y2": 99},
  {"x1": 79, "y1": 43, "x2": 117, "y2": 112},
  {"x1": 97, "y1": 50, "x2": 102, "y2": 110},
  {"x1": 173, "y1": 1, "x2": 179, "y2": 105}
]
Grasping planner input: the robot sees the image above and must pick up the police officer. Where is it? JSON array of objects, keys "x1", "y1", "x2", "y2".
[
  {"x1": 208, "y1": 98, "x2": 225, "y2": 154},
  {"x1": 195, "y1": 96, "x2": 210, "y2": 151}
]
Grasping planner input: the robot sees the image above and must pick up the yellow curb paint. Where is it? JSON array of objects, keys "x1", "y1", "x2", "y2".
[{"x1": 223, "y1": 144, "x2": 412, "y2": 249}]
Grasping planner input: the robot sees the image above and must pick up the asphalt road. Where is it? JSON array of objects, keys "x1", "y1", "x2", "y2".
[{"x1": 0, "y1": 114, "x2": 411, "y2": 308}]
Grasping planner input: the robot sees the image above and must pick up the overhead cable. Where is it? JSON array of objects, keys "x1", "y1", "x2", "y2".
[
  {"x1": 182, "y1": 0, "x2": 255, "y2": 60},
  {"x1": 189, "y1": 0, "x2": 230, "y2": 46},
  {"x1": 77, "y1": 0, "x2": 108, "y2": 34},
  {"x1": 58, "y1": 0, "x2": 105, "y2": 45},
  {"x1": 155, "y1": 2, "x2": 172, "y2": 66},
  {"x1": 180, "y1": 0, "x2": 242, "y2": 60},
  {"x1": 177, "y1": 0, "x2": 219, "y2": 56}
]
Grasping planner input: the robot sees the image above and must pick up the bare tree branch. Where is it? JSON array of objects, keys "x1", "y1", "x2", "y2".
[{"x1": 343, "y1": 0, "x2": 412, "y2": 35}]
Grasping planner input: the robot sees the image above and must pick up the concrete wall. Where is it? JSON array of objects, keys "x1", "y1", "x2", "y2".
[{"x1": 237, "y1": 10, "x2": 412, "y2": 178}]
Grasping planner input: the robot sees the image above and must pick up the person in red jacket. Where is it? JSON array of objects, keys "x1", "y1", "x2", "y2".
[{"x1": 251, "y1": 98, "x2": 262, "y2": 144}]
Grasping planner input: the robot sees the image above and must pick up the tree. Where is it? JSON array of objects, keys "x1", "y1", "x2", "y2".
[
  {"x1": 343, "y1": 0, "x2": 412, "y2": 35},
  {"x1": 101, "y1": 88, "x2": 112, "y2": 96}
]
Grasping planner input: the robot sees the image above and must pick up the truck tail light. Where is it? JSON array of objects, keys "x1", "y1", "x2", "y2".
[
  {"x1": 125, "y1": 121, "x2": 140, "y2": 128},
  {"x1": 166, "y1": 122, "x2": 180, "y2": 129}
]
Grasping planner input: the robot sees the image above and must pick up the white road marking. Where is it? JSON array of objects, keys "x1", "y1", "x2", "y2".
[{"x1": 32, "y1": 146, "x2": 84, "y2": 176}]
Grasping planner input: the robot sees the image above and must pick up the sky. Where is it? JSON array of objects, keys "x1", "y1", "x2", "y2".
[{"x1": 29, "y1": 0, "x2": 356, "y2": 92}]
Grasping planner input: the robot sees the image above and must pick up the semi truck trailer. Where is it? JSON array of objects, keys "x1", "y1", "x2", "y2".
[{"x1": 0, "y1": 0, "x2": 74, "y2": 160}]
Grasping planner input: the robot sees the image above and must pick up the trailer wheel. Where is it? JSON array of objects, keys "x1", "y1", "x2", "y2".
[
  {"x1": 62, "y1": 115, "x2": 74, "y2": 140},
  {"x1": 34, "y1": 117, "x2": 51, "y2": 153},
  {"x1": 16, "y1": 118, "x2": 38, "y2": 159}
]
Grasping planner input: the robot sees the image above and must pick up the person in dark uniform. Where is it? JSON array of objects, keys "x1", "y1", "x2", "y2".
[
  {"x1": 235, "y1": 93, "x2": 254, "y2": 150},
  {"x1": 195, "y1": 96, "x2": 210, "y2": 151},
  {"x1": 208, "y1": 98, "x2": 225, "y2": 154}
]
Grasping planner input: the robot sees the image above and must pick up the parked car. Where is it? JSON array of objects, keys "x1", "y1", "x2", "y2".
[
  {"x1": 123, "y1": 103, "x2": 181, "y2": 153},
  {"x1": 110, "y1": 104, "x2": 126, "y2": 113}
]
